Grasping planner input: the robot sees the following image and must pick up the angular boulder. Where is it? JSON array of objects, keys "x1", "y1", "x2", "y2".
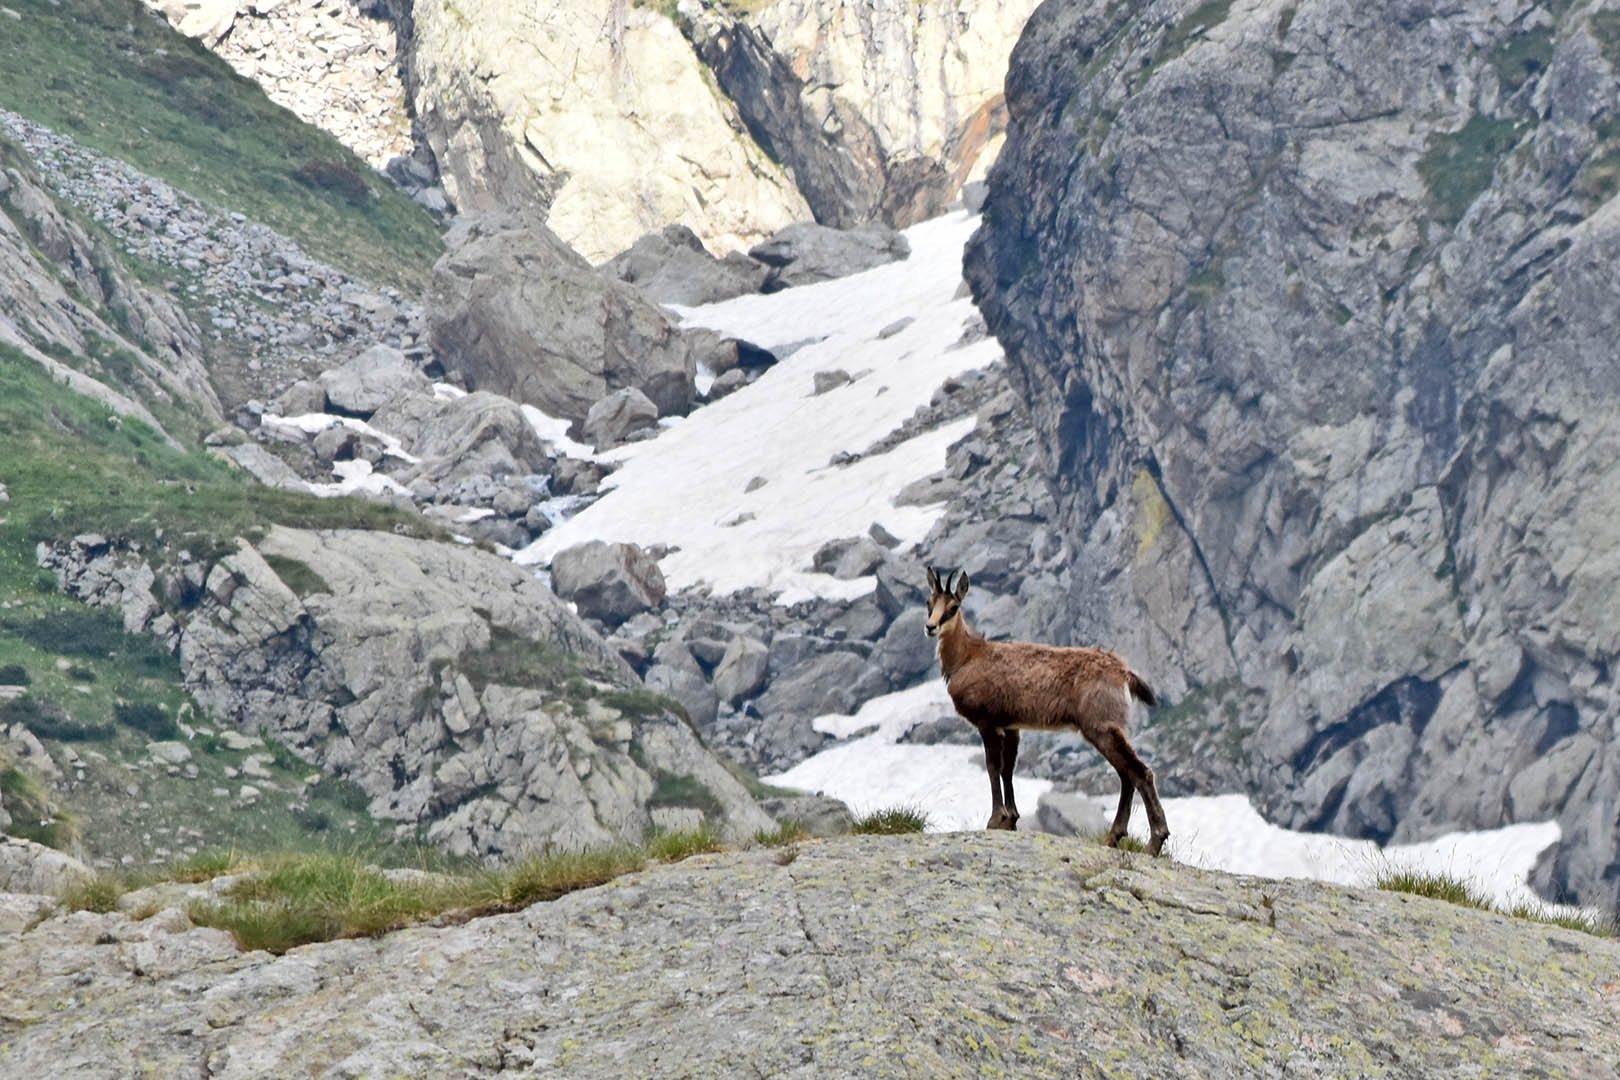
[
  {"x1": 426, "y1": 210, "x2": 703, "y2": 423},
  {"x1": 550, "y1": 541, "x2": 668, "y2": 627},
  {"x1": 600, "y1": 224, "x2": 769, "y2": 306}
]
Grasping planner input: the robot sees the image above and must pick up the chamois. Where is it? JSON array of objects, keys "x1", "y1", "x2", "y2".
[{"x1": 924, "y1": 566, "x2": 1170, "y2": 856}]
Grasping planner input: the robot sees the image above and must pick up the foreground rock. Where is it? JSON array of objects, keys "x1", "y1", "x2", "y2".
[
  {"x1": 2, "y1": 832, "x2": 1616, "y2": 1077},
  {"x1": 965, "y1": 0, "x2": 1620, "y2": 908},
  {"x1": 39, "y1": 527, "x2": 771, "y2": 855}
]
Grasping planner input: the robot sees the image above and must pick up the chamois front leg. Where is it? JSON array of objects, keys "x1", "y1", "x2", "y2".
[
  {"x1": 998, "y1": 729, "x2": 1021, "y2": 830},
  {"x1": 978, "y1": 726, "x2": 1014, "y2": 830}
]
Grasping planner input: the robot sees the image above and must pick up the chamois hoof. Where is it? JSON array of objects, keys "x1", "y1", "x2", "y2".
[
  {"x1": 987, "y1": 808, "x2": 1019, "y2": 831},
  {"x1": 1147, "y1": 832, "x2": 1169, "y2": 858}
]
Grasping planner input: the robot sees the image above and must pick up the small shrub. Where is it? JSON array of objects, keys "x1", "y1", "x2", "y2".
[
  {"x1": 1, "y1": 695, "x2": 114, "y2": 741},
  {"x1": 308, "y1": 773, "x2": 372, "y2": 814},
  {"x1": 292, "y1": 158, "x2": 372, "y2": 208},
  {"x1": 115, "y1": 701, "x2": 180, "y2": 741},
  {"x1": 60, "y1": 873, "x2": 126, "y2": 914},
  {"x1": 0, "y1": 663, "x2": 29, "y2": 685},
  {"x1": 851, "y1": 805, "x2": 930, "y2": 835}
]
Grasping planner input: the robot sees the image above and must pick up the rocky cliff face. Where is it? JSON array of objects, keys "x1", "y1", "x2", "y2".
[
  {"x1": 404, "y1": 0, "x2": 810, "y2": 262},
  {"x1": 965, "y1": 0, "x2": 1620, "y2": 907},
  {"x1": 681, "y1": 0, "x2": 1038, "y2": 229},
  {"x1": 38, "y1": 527, "x2": 774, "y2": 856},
  {"x1": 2, "y1": 831, "x2": 1617, "y2": 1076}
]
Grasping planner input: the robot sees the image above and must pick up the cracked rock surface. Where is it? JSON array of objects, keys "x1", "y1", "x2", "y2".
[
  {"x1": 1, "y1": 831, "x2": 1617, "y2": 1077},
  {"x1": 966, "y1": 0, "x2": 1620, "y2": 907}
]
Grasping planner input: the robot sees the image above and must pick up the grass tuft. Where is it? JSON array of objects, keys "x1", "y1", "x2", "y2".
[
  {"x1": 850, "y1": 805, "x2": 930, "y2": 835},
  {"x1": 645, "y1": 824, "x2": 724, "y2": 862},
  {"x1": 1375, "y1": 867, "x2": 1491, "y2": 909},
  {"x1": 753, "y1": 821, "x2": 813, "y2": 848}
]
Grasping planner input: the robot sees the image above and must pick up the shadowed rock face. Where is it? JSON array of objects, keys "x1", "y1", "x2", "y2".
[
  {"x1": 966, "y1": 0, "x2": 1620, "y2": 906},
  {"x1": 1, "y1": 832, "x2": 1617, "y2": 1076}
]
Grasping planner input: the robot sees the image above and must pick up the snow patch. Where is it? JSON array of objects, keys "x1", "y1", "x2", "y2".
[
  {"x1": 769, "y1": 683, "x2": 1571, "y2": 914},
  {"x1": 518, "y1": 211, "x2": 999, "y2": 601}
]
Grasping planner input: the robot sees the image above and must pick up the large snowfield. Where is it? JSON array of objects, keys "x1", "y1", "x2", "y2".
[{"x1": 306, "y1": 209, "x2": 1570, "y2": 914}]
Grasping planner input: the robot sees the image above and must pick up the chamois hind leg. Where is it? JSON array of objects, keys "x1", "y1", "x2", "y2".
[
  {"x1": 979, "y1": 726, "x2": 1013, "y2": 830},
  {"x1": 1096, "y1": 727, "x2": 1170, "y2": 856},
  {"x1": 998, "y1": 729, "x2": 1021, "y2": 830}
]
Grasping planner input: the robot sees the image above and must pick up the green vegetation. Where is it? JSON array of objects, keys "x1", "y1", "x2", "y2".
[
  {"x1": 649, "y1": 771, "x2": 725, "y2": 821},
  {"x1": 1159, "y1": 0, "x2": 1234, "y2": 66},
  {"x1": 0, "y1": 0, "x2": 439, "y2": 291},
  {"x1": 850, "y1": 805, "x2": 930, "y2": 835},
  {"x1": 1185, "y1": 262, "x2": 1226, "y2": 305},
  {"x1": 1490, "y1": 27, "x2": 1554, "y2": 93},
  {"x1": 1377, "y1": 867, "x2": 1617, "y2": 939},
  {"x1": 262, "y1": 555, "x2": 331, "y2": 599},
  {"x1": 0, "y1": 756, "x2": 80, "y2": 849},
  {"x1": 1590, "y1": 11, "x2": 1620, "y2": 73},
  {"x1": 1416, "y1": 114, "x2": 1527, "y2": 225},
  {"x1": 61, "y1": 830, "x2": 730, "y2": 953},
  {"x1": 644, "y1": 822, "x2": 725, "y2": 862},
  {"x1": 753, "y1": 820, "x2": 813, "y2": 847}
]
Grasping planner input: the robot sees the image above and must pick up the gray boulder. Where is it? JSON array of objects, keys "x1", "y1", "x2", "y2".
[
  {"x1": 0, "y1": 836, "x2": 93, "y2": 895},
  {"x1": 550, "y1": 541, "x2": 667, "y2": 628},
  {"x1": 318, "y1": 345, "x2": 427, "y2": 416},
  {"x1": 582, "y1": 387, "x2": 659, "y2": 451},
  {"x1": 713, "y1": 635, "x2": 769, "y2": 705},
  {"x1": 872, "y1": 609, "x2": 938, "y2": 685},
  {"x1": 756, "y1": 651, "x2": 887, "y2": 727},
  {"x1": 749, "y1": 221, "x2": 910, "y2": 292},
  {"x1": 427, "y1": 210, "x2": 702, "y2": 422},
  {"x1": 600, "y1": 224, "x2": 769, "y2": 306},
  {"x1": 643, "y1": 640, "x2": 719, "y2": 730},
  {"x1": 376, "y1": 390, "x2": 557, "y2": 487}
]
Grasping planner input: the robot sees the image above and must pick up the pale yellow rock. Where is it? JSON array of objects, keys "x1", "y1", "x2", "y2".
[{"x1": 412, "y1": 1, "x2": 808, "y2": 261}]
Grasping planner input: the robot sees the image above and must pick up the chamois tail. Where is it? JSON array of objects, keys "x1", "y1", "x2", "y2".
[{"x1": 1126, "y1": 670, "x2": 1157, "y2": 708}]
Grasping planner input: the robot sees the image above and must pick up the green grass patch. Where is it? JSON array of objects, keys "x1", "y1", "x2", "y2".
[
  {"x1": 1159, "y1": 0, "x2": 1234, "y2": 66},
  {"x1": 1376, "y1": 867, "x2": 1494, "y2": 909},
  {"x1": 0, "y1": 0, "x2": 440, "y2": 292},
  {"x1": 1417, "y1": 114, "x2": 1527, "y2": 225},
  {"x1": 1491, "y1": 26, "x2": 1554, "y2": 93},
  {"x1": 262, "y1": 554, "x2": 331, "y2": 599},
  {"x1": 114, "y1": 700, "x2": 180, "y2": 740},
  {"x1": 644, "y1": 823, "x2": 724, "y2": 862},
  {"x1": 850, "y1": 805, "x2": 930, "y2": 835},
  {"x1": 0, "y1": 760, "x2": 80, "y2": 849},
  {"x1": 0, "y1": 693, "x2": 116, "y2": 742},
  {"x1": 753, "y1": 820, "x2": 813, "y2": 847},
  {"x1": 177, "y1": 827, "x2": 730, "y2": 953},
  {"x1": 1379, "y1": 867, "x2": 1617, "y2": 939},
  {"x1": 648, "y1": 770, "x2": 724, "y2": 821}
]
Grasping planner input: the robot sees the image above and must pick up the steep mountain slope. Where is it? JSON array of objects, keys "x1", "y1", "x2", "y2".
[
  {"x1": 1, "y1": 831, "x2": 1616, "y2": 1077},
  {"x1": 966, "y1": 0, "x2": 1620, "y2": 908},
  {"x1": 0, "y1": 3, "x2": 777, "y2": 865}
]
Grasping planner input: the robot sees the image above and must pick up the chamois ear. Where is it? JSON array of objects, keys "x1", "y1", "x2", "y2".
[
  {"x1": 954, "y1": 572, "x2": 970, "y2": 601},
  {"x1": 925, "y1": 565, "x2": 940, "y2": 593}
]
